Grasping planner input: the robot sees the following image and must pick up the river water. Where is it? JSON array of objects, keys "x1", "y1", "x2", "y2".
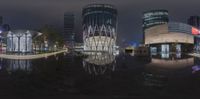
[{"x1": 0, "y1": 52, "x2": 200, "y2": 98}]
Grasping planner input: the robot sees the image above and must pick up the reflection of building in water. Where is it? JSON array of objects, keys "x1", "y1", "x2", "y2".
[
  {"x1": 83, "y1": 53, "x2": 116, "y2": 75},
  {"x1": 143, "y1": 53, "x2": 195, "y2": 88},
  {"x1": 148, "y1": 56, "x2": 194, "y2": 69},
  {"x1": 0, "y1": 58, "x2": 5, "y2": 71},
  {"x1": 158, "y1": 52, "x2": 182, "y2": 59},
  {"x1": 143, "y1": 57, "x2": 192, "y2": 88},
  {"x1": 142, "y1": 71, "x2": 168, "y2": 88},
  {"x1": 6, "y1": 59, "x2": 32, "y2": 73}
]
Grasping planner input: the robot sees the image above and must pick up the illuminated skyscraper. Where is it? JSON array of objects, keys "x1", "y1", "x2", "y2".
[{"x1": 82, "y1": 4, "x2": 118, "y2": 53}]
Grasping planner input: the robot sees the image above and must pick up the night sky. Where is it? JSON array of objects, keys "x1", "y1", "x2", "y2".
[{"x1": 0, "y1": 0, "x2": 200, "y2": 46}]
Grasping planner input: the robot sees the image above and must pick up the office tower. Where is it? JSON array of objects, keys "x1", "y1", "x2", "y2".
[
  {"x1": 64, "y1": 13, "x2": 75, "y2": 48},
  {"x1": 82, "y1": 4, "x2": 118, "y2": 53},
  {"x1": 142, "y1": 10, "x2": 169, "y2": 43}
]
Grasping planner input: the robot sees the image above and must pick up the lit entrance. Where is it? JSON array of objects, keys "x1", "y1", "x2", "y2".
[{"x1": 161, "y1": 44, "x2": 169, "y2": 53}]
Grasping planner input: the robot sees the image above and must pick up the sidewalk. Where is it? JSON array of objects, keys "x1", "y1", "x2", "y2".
[
  {"x1": 0, "y1": 49, "x2": 68, "y2": 60},
  {"x1": 188, "y1": 53, "x2": 200, "y2": 58}
]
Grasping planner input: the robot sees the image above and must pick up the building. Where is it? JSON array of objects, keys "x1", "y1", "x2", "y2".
[
  {"x1": 82, "y1": 4, "x2": 118, "y2": 53},
  {"x1": 125, "y1": 46, "x2": 149, "y2": 56},
  {"x1": 145, "y1": 22, "x2": 194, "y2": 53},
  {"x1": 0, "y1": 16, "x2": 3, "y2": 25},
  {"x1": 64, "y1": 13, "x2": 75, "y2": 48},
  {"x1": 142, "y1": 10, "x2": 169, "y2": 42},
  {"x1": 187, "y1": 16, "x2": 200, "y2": 53},
  {"x1": 1, "y1": 30, "x2": 42, "y2": 53},
  {"x1": 188, "y1": 16, "x2": 200, "y2": 29}
]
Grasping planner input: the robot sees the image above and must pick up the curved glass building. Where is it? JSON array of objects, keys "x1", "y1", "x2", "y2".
[{"x1": 82, "y1": 4, "x2": 118, "y2": 53}]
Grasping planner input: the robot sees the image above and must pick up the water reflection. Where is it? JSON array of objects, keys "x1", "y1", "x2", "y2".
[
  {"x1": 6, "y1": 59, "x2": 32, "y2": 73},
  {"x1": 142, "y1": 53, "x2": 194, "y2": 88},
  {"x1": 83, "y1": 52, "x2": 116, "y2": 75},
  {"x1": 149, "y1": 53, "x2": 194, "y2": 69},
  {"x1": 142, "y1": 71, "x2": 168, "y2": 88},
  {"x1": 192, "y1": 65, "x2": 200, "y2": 74}
]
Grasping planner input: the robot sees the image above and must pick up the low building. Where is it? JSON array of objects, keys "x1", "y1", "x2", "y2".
[
  {"x1": 145, "y1": 22, "x2": 194, "y2": 53},
  {"x1": 1, "y1": 30, "x2": 42, "y2": 54},
  {"x1": 125, "y1": 46, "x2": 149, "y2": 56}
]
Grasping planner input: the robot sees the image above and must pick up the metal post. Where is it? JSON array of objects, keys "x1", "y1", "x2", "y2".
[
  {"x1": 18, "y1": 36, "x2": 20, "y2": 54},
  {"x1": 25, "y1": 33, "x2": 27, "y2": 53},
  {"x1": 11, "y1": 34, "x2": 13, "y2": 52}
]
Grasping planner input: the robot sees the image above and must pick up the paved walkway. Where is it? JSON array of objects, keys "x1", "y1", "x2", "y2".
[
  {"x1": 0, "y1": 49, "x2": 68, "y2": 60},
  {"x1": 188, "y1": 53, "x2": 200, "y2": 58}
]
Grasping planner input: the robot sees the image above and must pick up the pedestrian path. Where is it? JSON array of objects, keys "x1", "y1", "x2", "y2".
[
  {"x1": 0, "y1": 50, "x2": 68, "y2": 60},
  {"x1": 188, "y1": 53, "x2": 200, "y2": 58}
]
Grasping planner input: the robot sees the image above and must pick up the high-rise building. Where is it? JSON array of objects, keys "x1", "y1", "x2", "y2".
[
  {"x1": 188, "y1": 16, "x2": 200, "y2": 53},
  {"x1": 82, "y1": 4, "x2": 118, "y2": 53},
  {"x1": 142, "y1": 10, "x2": 169, "y2": 43},
  {"x1": 64, "y1": 13, "x2": 75, "y2": 48},
  {"x1": 143, "y1": 10, "x2": 169, "y2": 30},
  {"x1": 188, "y1": 16, "x2": 200, "y2": 29},
  {"x1": 0, "y1": 17, "x2": 10, "y2": 33},
  {"x1": 0, "y1": 16, "x2": 3, "y2": 25}
]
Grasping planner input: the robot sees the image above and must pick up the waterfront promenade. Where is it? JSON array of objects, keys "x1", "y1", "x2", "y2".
[
  {"x1": 0, "y1": 49, "x2": 68, "y2": 60},
  {"x1": 188, "y1": 53, "x2": 200, "y2": 58}
]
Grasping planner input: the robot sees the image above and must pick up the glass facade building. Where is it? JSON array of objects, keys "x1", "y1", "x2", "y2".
[
  {"x1": 143, "y1": 10, "x2": 169, "y2": 30},
  {"x1": 142, "y1": 10, "x2": 169, "y2": 43},
  {"x1": 82, "y1": 4, "x2": 118, "y2": 53},
  {"x1": 64, "y1": 13, "x2": 75, "y2": 48}
]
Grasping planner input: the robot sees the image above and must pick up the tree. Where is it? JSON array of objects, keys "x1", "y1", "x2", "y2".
[{"x1": 36, "y1": 25, "x2": 64, "y2": 51}]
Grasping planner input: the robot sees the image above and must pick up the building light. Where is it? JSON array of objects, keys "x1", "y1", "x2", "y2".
[{"x1": 192, "y1": 27, "x2": 200, "y2": 35}]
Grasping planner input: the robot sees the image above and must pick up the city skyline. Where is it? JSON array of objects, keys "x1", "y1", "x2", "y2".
[{"x1": 0, "y1": 0, "x2": 200, "y2": 45}]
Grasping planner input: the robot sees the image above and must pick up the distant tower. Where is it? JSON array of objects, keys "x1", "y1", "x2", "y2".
[
  {"x1": 142, "y1": 10, "x2": 169, "y2": 43},
  {"x1": 188, "y1": 16, "x2": 200, "y2": 29},
  {"x1": 82, "y1": 4, "x2": 118, "y2": 53},
  {"x1": 64, "y1": 13, "x2": 75, "y2": 48},
  {"x1": 0, "y1": 16, "x2": 3, "y2": 25}
]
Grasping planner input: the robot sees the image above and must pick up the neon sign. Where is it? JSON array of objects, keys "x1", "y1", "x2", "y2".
[{"x1": 192, "y1": 27, "x2": 200, "y2": 35}]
